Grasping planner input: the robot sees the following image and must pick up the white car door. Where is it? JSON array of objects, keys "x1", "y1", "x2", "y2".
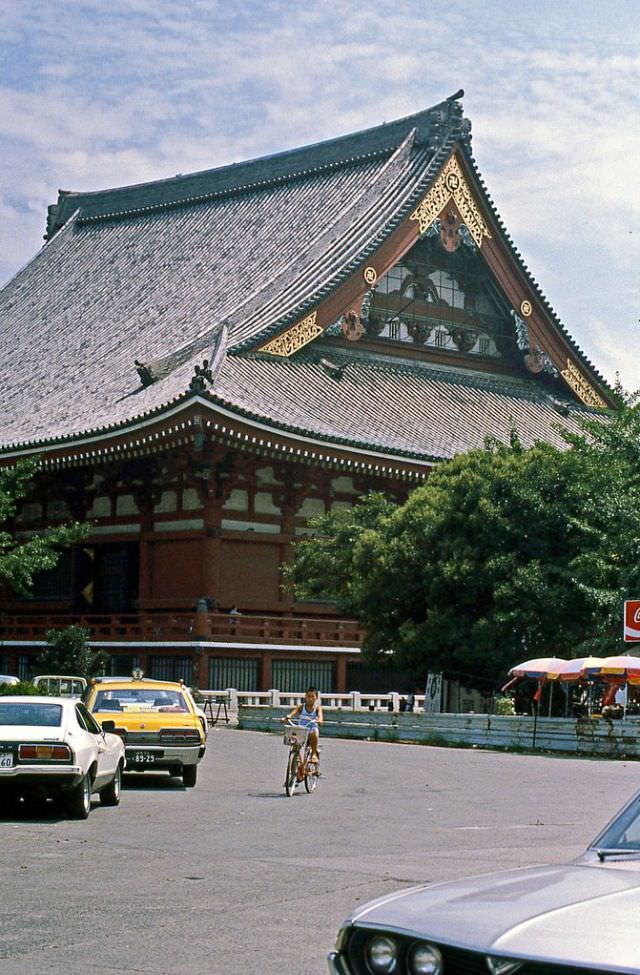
[{"x1": 74, "y1": 703, "x2": 116, "y2": 790}]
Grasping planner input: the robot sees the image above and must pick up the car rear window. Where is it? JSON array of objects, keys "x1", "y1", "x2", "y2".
[
  {"x1": 0, "y1": 702, "x2": 64, "y2": 726},
  {"x1": 92, "y1": 689, "x2": 189, "y2": 713}
]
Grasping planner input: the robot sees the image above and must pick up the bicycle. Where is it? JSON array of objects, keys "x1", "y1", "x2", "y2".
[{"x1": 282, "y1": 720, "x2": 319, "y2": 797}]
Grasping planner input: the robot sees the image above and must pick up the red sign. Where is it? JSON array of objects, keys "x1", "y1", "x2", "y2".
[{"x1": 624, "y1": 600, "x2": 640, "y2": 641}]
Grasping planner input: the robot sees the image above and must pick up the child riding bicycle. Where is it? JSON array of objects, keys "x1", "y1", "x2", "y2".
[{"x1": 281, "y1": 686, "x2": 323, "y2": 765}]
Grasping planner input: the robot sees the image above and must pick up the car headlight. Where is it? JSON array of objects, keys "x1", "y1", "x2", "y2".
[
  {"x1": 410, "y1": 942, "x2": 443, "y2": 975},
  {"x1": 366, "y1": 935, "x2": 398, "y2": 974}
]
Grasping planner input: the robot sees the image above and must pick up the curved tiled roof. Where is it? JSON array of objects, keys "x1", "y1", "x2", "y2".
[
  {"x1": 209, "y1": 348, "x2": 598, "y2": 462},
  {"x1": 0, "y1": 93, "x2": 609, "y2": 460}
]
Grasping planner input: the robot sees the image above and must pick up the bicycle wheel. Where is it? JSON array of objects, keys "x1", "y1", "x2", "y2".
[
  {"x1": 304, "y1": 748, "x2": 317, "y2": 793},
  {"x1": 285, "y1": 750, "x2": 298, "y2": 797}
]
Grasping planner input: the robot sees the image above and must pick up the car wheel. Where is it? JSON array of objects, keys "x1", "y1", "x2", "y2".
[
  {"x1": 100, "y1": 764, "x2": 122, "y2": 807},
  {"x1": 182, "y1": 764, "x2": 197, "y2": 788},
  {"x1": 66, "y1": 773, "x2": 92, "y2": 819},
  {"x1": 1, "y1": 791, "x2": 22, "y2": 816}
]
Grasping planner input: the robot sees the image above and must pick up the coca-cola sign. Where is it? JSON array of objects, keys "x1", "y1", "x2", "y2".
[{"x1": 624, "y1": 600, "x2": 640, "y2": 641}]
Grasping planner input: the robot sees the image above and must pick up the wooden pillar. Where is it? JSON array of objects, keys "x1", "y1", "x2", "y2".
[
  {"x1": 201, "y1": 533, "x2": 221, "y2": 604},
  {"x1": 276, "y1": 465, "x2": 308, "y2": 611},
  {"x1": 201, "y1": 482, "x2": 223, "y2": 604},
  {"x1": 139, "y1": 531, "x2": 153, "y2": 606},
  {"x1": 335, "y1": 654, "x2": 347, "y2": 694},
  {"x1": 261, "y1": 653, "x2": 272, "y2": 692},
  {"x1": 194, "y1": 600, "x2": 211, "y2": 638},
  {"x1": 195, "y1": 650, "x2": 208, "y2": 689},
  {"x1": 133, "y1": 465, "x2": 159, "y2": 609}
]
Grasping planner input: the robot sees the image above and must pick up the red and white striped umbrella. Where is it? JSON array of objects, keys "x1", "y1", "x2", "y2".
[
  {"x1": 508, "y1": 657, "x2": 568, "y2": 680},
  {"x1": 556, "y1": 656, "x2": 605, "y2": 682},
  {"x1": 596, "y1": 655, "x2": 640, "y2": 677}
]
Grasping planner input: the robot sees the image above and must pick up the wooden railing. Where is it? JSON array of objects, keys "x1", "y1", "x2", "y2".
[{"x1": 0, "y1": 611, "x2": 364, "y2": 647}]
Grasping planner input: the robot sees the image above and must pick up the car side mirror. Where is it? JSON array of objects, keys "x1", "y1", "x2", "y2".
[{"x1": 101, "y1": 720, "x2": 116, "y2": 733}]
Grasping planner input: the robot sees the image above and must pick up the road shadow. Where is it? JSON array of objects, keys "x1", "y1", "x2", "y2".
[
  {"x1": 246, "y1": 791, "x2": 314, "y2": 799},
  {"x1": 0, "y1": 796, "x2": 104, "y2": 822},
  {"x1": 122, "y1": 773, "x2": 187, "y2": 791}
]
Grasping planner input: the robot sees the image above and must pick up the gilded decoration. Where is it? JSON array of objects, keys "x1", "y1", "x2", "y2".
[
  {"x1": 410, "y1": 155, "x2": 491, "y2": 249},
  {"x1": 520, "y1": 299, "x2": 533, "y2": 318},
  {"x1": 561, "y1": 359, "x2": 607, "y2": 409},
  {"x1": 363, "y1": 266, "x2": 378, "y2": 285},
  {"x1": 260, "y1": 312, "x2": 323, "y2": 357}
]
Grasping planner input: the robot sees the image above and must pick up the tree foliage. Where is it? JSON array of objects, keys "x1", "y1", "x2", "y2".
[
  {"x1": 288, "y1": 403, "x2": 640, "y2": 683},
  {"x1": 0, "y1": 681, "x2": 39, "y2": 696},
  {"x1": 283, "y1": 492, "x2": 395, "y2": 614},
  {"x1": 0, "y1": 460, "x2": 88, "y2": 596},
  {"x1": 37, "y1": 625, "x2": 108, "y2": 679}
]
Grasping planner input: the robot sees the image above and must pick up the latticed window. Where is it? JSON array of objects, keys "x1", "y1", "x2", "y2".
[
  {"x1": 109, "y1": 653, "x2": 140, "y2": 676},
  {"x1": 209, "y1": 656, "x2": 259, "y2": 691},
  {"x1": 148, "y1": 655, "x2": 193, "y2": 684},
  {"x1": 18, "y1": 654, "x2": 36, "y2": 682},
  {"x1": 362, "y1": 235, "x2": 510, "y2": 358},
  {"x1": 271, "y1": 659, "x2": 334, "y2": 693},
  {"x1": 388, "y1": 318, "x2": 401, "y2": 341}
]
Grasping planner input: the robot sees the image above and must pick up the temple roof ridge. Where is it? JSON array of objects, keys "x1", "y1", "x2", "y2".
[{"x1": 45, "y1": 95, "x2": 469, "y2": 238}]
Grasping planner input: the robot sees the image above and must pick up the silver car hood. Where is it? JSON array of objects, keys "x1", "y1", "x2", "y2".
[{"x1": 349, "y1": 863, "x2": 640, "y2": 970}]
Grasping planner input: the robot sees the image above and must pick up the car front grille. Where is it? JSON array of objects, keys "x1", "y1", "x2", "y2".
[{"x1": 345, "y1": 927, "x2": 619, "y2": 975}]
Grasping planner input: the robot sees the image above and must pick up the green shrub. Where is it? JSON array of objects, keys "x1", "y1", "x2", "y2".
[
  {"x1": 37, "y1": 625, "x2": 108, "y2": 679},
  {"x1": 494, "y1": 696, "x2": 516, "y2": 715},
  {"x1": 0, "y1": 680, "x2": 39, "y2": 696}
]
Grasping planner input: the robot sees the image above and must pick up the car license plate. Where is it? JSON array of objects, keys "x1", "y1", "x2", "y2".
[
  {"x1": 0, "y1": 752, "x2": 14, "y2": 768},
  {"x1": 131, "y1": 751, "x2": 155, "y2": 764}
]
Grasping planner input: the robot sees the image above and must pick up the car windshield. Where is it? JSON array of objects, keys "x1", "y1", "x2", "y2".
[
  {"x1": 92, "y1": 689, "x2": 188, "y2": 713},
  {"x1": 592, "y1": 794, "x2": 640, "y2": 852},
  {"x1": 0, "y1": 702, "x2": 64, "y2": 726},
  {"x1": 36, "y1": 677, "x2": 85, "y2": 696}
]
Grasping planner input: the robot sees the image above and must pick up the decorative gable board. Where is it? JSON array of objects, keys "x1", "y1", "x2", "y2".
[{"x1": 257, "y1": 151, "x2": 609, "y2": 410}]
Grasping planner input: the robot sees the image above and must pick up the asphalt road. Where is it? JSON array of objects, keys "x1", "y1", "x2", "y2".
[{"x1": 1, "y1": 726, "x2": 638, "y2": 975}]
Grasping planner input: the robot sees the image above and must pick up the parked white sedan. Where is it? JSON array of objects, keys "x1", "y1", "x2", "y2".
[{"x1": 0, "y1": 696, "x2": 125, "y2": 819}]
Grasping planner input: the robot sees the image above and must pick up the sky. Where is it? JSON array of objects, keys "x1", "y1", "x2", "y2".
[{"x1": 1, "y1": 0, "x2": 640, "y2": 389}]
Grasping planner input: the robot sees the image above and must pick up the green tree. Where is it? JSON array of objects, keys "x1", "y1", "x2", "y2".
[
  {"x1": 283, "y1": 491, "x2": 395, "y2": 613},
  {"x1": 288, "y1": 411, "x2": 640, "y2": 682},
  {"x1": 37, "y1": 625, "x2": 108, "y2": 679},
  {"x1": 352, "y1": 437, "x2": 601, "y2": 681},
  {"x1": 0, "y1": 460, "x2": 87, "y2": 596},
  {"x1": 560, "y1": 399, "x2": 640, "y2": 656}
]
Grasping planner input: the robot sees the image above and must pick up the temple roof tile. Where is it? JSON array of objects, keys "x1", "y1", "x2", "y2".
[{"x1": 0, "y1": 93, "x2": 613, "y2": 462}]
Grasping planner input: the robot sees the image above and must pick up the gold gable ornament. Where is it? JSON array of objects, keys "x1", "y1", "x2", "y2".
[
  {"x1": 410, "y1": 155, "x2": 492, "y2": 249},
  {"x1": 561, "y1": 359, "x2": 607, "y2": 409},
  {"x1": 260, "y1": 312, "x2": 323, "y2": 357}
]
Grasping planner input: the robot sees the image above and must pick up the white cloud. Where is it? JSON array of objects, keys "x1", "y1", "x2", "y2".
[{"x1": 1, "y1": 0, "x2": 640, "y2": 386}]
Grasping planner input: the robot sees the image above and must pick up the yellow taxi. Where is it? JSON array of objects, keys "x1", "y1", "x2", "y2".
[{"x1": 85, "y1": 676, "x2": 206, "y2": 787}]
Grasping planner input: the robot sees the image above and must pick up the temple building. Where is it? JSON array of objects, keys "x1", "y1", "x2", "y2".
[{"x1": 0, "y1": 92, "x2": 614, "y2": 693}]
